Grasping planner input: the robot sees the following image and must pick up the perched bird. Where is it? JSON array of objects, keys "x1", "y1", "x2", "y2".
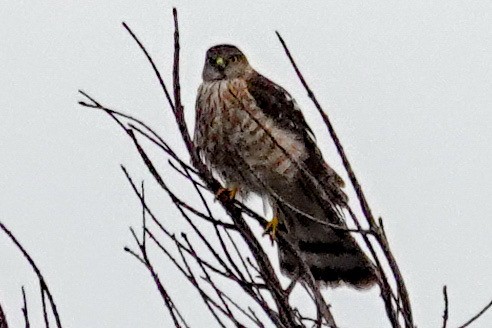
[{"x1": 193, "y1": 44, "x2": 377, "y2": 288}]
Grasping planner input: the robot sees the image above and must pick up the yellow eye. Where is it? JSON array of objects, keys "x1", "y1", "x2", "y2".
[{"x1": 215, "y1": 56, "x2": 225, "y2": 66}]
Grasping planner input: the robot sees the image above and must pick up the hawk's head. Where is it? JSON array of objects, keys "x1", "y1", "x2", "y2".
[{"x1": 202, "y1": 44, "x2": 251, "y2": 81}]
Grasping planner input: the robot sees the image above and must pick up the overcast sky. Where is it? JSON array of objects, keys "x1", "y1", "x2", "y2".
[{"x1": 1, "y1": 1, "x2": 491, "y2": 327}]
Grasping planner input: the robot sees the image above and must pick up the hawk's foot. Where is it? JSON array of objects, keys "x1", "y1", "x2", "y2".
[
  {"x1": 215, "y1": 186, "x2": 238, "y2": 203},
  {"x1": 263, "y1": 216, "x2": 279, "y2": 243}
]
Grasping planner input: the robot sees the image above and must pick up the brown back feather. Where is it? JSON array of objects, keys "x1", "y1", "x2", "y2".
[{"x1": 246, "y1": 72, "x2": 347, "y2": 208}]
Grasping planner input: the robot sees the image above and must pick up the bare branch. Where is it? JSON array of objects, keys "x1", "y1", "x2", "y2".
[
  {"x1": 457, "y1": 298, "x2": 492, "y2": 328},
  {"x1": 21, "y1": 287, "x2": 29, "y2": 328},
  {"x1": 40, "y1": 287, "x2": 50, "y2": 328},
  {"x1": 275, "y1": 31, "x2": 414, "y2": 328},
  {"x1": 0, "y1": 222, "x2": 62, "y2": 328},
  {"x1": 126, "y1": 228, "x2": 189, "y2": 328},
  {"x1": 442, "y1": 286, "x2": 449, "y2": 328},
  {"x1": 0, "y1": 300, "x2": 8, "y2": 328},
  {"x1": 121, "y1": 22, "x2": 175, "y2": 114}
]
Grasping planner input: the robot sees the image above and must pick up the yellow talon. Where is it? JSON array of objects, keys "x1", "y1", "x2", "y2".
[
  {"x1": 215, "y1": 186, "x2": 238, "y2": 202},
  {"x1": 263, "y1": 216, "x2": 279, "y2": 242}
]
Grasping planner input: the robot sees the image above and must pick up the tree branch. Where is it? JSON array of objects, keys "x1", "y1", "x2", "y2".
[
  {"x1": 442, "y1": 286, "x2": 449, "y2": 328},
  {"x1": 457, "y1": 298, "x2": 492, "y2": 328},
  {"x1": 0, "y1": 222, "x2": 62, "y2": 328},
  {"x1": 0, "y1": 301, "x2": 7, "y2": 328},
  {"x1": 276, "y1": 30, "x2": 414, "y2": 328}
]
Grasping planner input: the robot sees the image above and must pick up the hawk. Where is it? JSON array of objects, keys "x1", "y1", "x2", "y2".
[{"x1": 194, "y1": 44, "x2": 377, "y2": 288}]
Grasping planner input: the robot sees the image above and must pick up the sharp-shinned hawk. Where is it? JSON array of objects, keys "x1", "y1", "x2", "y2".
[{"x1": 194, "y1": 44, "x2": 377, "y2": 289}]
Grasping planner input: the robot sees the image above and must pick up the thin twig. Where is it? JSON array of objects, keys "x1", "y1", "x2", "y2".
[
  {"x1": 276, "y1": 30, "x2": 412, "y2": 328},
  {"x1": 0, "y1": 300, "x2": 8, "y2": 328},
  {"x1": 141, "y1": 181, "x2": 147, "y2": 251},
  {"x1": 0, "y1": 222, "x2": 62, "y2": 328},
  {"x1": 127, "y1": 229, "x2": 187, "y2": 328},
  {"x1": 457, "y1": 299, "x2": 492, "y2": 328},
  {"x1": 217, "y1": 289, "x2": 265, "y2": 328},
  {"x1": 442, "y1": 286, "x2": 449, "y2": 328},
  {"x1": 40, "y1": 287, "x2": 50, "y2": 328},
  {"x1": 182, "y1": 235, "x2": 245, "y2": 327},
  {"x1": 21, "y1": 287, "x2": 29, "y2": 328},
  {"x1": 121, "y1": 23, "x2": 175, "y2": 114},
  {"x1": 175, "y1": 235, "x2": 228, "y2": 328}
]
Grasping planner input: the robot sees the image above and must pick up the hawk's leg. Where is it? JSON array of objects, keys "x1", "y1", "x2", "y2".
[
  {"x1": 215, "y1": 185, "x2": 239, "y2": 202},
  {"x1": 263, "y1": 209, "x2": 280, "y2": 243}
]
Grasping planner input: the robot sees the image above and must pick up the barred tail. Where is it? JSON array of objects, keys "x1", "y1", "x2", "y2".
[{"x1": 277, "y1": 204, "x2": 377, "y2": 289}]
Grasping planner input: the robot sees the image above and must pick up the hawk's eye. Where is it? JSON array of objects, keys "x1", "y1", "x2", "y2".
[
  {"x1": 215, "y1": 56, "x2": 225, "y2": 67},
  {"x1": 230, "y1": 55, "x2": 240, "y2": 63}
]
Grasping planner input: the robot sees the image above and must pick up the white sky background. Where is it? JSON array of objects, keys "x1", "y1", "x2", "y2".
[{"x1": 1, "y1": 1, "x2": 491, "y2": 327}]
